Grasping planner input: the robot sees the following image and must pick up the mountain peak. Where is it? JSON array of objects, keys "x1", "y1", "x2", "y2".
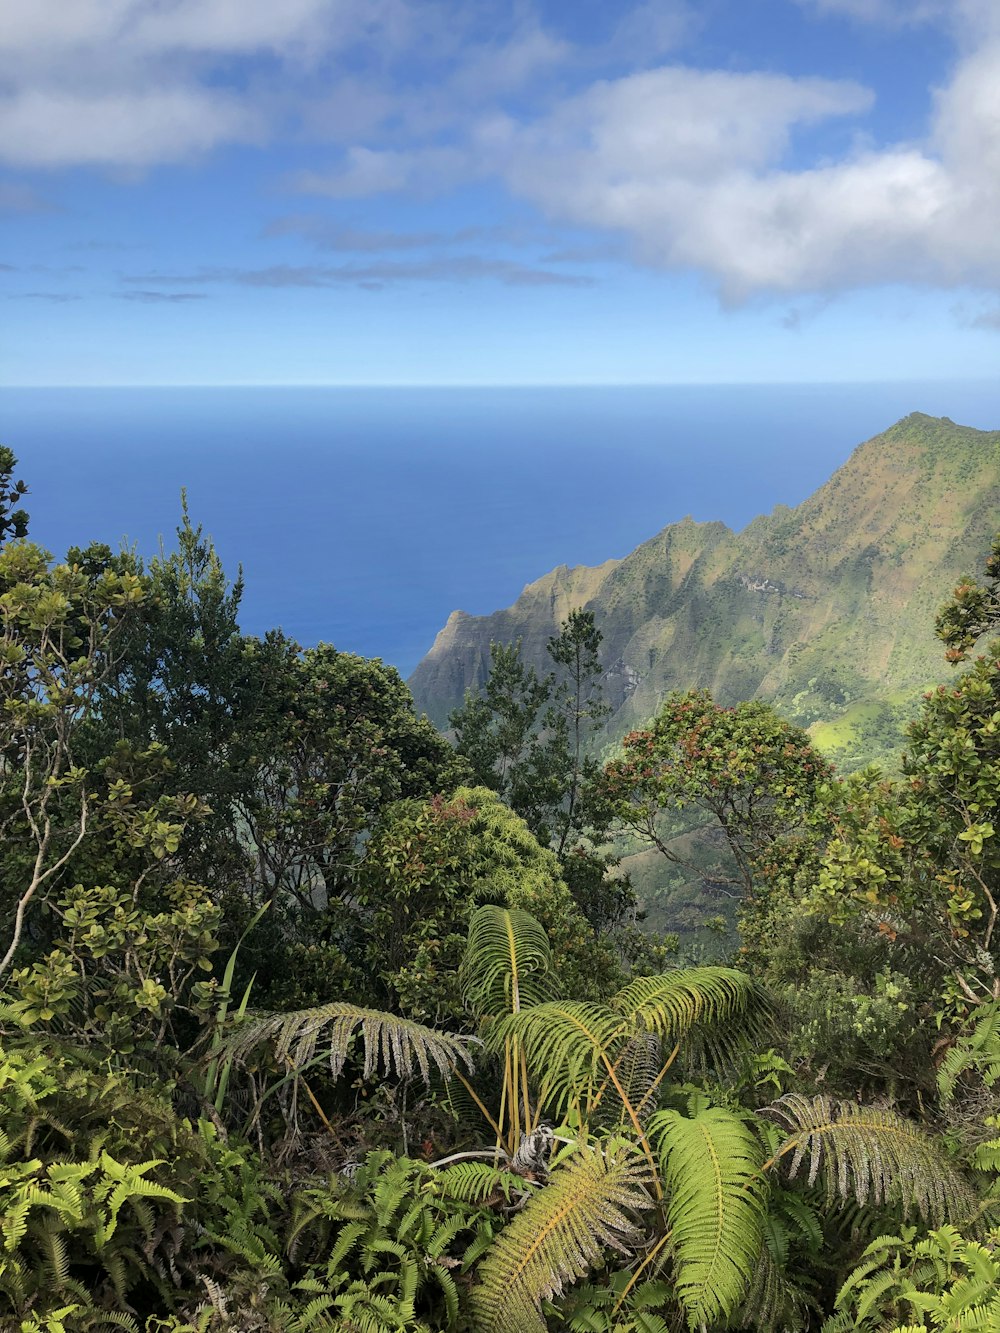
[{"x1": 410, "y1": 415, "x2": 1000, "y2": 767}]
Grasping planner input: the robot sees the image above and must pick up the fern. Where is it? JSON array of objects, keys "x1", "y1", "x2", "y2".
[
  {"x1": 461, "y1": 905, "x2": 557, "y2": 1019},
  {"x1": 762, "y1": 1094, "x2": 974, "y2": 1223},
  {"x1": 488, "y1": 1002, "x2": 628, "y2": 1123},
  {"x1": 213, "y1": 1000, "x2": 477, "y2": 1087},
  {"x1": 937, "y1": 1001, "x2": 1000, "y2": 1104},
  {"x1": 649, "y1": 1105, "x2": 767, "y2": 1329},
  {"x1": 612, "y1": 967, "x2": 772, "y2": 1055},
  {"x1": 472, "y1": 1141, "x2": 652, "y2": 1333},
  {"x1": 831, "y1": 1224, "x2": 1000, "y2": 1332},
  {"x1": 437, "y1": 1160, "x2": 536, "y2": 1207}
]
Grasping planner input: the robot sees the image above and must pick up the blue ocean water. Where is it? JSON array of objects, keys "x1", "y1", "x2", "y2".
[{"x1": 4, "y1": 383, "x2": 999, "y2": 677}]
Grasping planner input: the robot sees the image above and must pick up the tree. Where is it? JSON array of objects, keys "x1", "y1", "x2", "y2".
[
  {"x1": 450, "y1": 639, "x2": 563, "y2": 839},
  {"x1": 546, "y1": 609, "x2": 610, "y2": 856},
  {"x1": 0, "y1": 444, "x2": 28, "y2": 547},
  {"x1": 599, "y1": 690, "x2": 830, "y2": 902},
  {"x1": 809, "y1": 533, "x2": 1000, "y2": 1015},
  {"x1": 0, "y1": 540, "x2": 145, "y2": 976}
]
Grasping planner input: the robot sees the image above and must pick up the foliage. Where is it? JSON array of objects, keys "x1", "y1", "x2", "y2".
[
  {"x1": 829, "y1": 1224, "x2": 1000, "y2": 1332},
  {"x1": 0, "y1": 539, "x2": 145, "y2": 975},
  {"x1": 651, "y1": 1105, "x2": 766, "y2": 1328},
  {"x1": 287, "y1": 1150, "x2": 497, "y2": 1333},
  {"x1": 471, "y1": 1140, "x2": 650, "y2": 1333},
  {"x1": 0, "y1": 444, "x2": 29, "y2": 546},
  {"x1": 762, "y1": 1094, "x2": 972, "y2": 1223},
  {"x1": 7, "y1": 456, "x2": 1000, "y2": 1331},
  {"x1": 599, "y1": 690, "x2": 831, "y2": 901}
]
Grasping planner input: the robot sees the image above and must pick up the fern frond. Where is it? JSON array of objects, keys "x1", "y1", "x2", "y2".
[
  {"x1": 462, "y1": 906, "x2": 557, "y2": 1018},
  {"x1": 472, "y1": 1142, "x2": 652, "y2": 1333},
  {"x1": 763, "y1": 1094, "x2": 974, "y2": 1223},
  {"x1": 487, "y1": 1003, "x2": 627, "y2": 1122},
  {"x1": 612, "y1": 967, "x2": 772, "y2": 1056},
  {"x1": 213, "y1": 1001, "x2": 477, "y2": 1084},
  {"x1": 437, "y1": 1160, "x2": 535, "y2": 1206},
  {"x1": 937, "y1": 1001, "x2": 1000, "y2": 1103},
  {"x1": 649, "y1": 1105, "x2": 766, "y2": 1328}
]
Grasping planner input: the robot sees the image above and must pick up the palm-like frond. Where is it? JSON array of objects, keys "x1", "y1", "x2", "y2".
[
  {"x1": 762, "y1": 1094, "x2": 974, "y2": 1223},
  {"x1": 471, "y1": 1142, "x2": 653, "y2": 1333},
  {"x1": 487, "y1": 1003, "x2": 628, "y2": 1122},
  {"x1": 213, "y1": 1002, "x2": 477, "y2": 1084},
  {"x1": 461, "y1": 905, "x2": 556, "y2": 1019},
  {"x1": 649, "y1": 1106, "x2": 766, "y2": 1329},
  {"x1": 612, "y1": 967, "x2": 772, "y2": 1055}
]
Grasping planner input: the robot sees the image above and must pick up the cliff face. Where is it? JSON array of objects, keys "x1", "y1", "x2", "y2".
[{"x1": 409, "y1": 414, "x2": 1000, "y2": 766}]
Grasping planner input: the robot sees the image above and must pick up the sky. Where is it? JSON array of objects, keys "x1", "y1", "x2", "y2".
[{"x1": 2, "y1": 0, "x2": 1000, "y2": 386}]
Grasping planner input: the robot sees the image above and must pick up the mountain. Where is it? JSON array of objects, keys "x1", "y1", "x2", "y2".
[{"x1": 409, "y1": 414, "x2": 1000, "y2": 769}]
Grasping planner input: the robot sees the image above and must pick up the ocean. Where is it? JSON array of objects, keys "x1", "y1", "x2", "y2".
[{"x1": 4, "y1": 382, "x2": 999, "y2": 678}]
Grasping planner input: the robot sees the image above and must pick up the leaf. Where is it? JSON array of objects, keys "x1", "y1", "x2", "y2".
[
  {"x1": 762, "y1": 1094, "x2": 974, "y2": 1223},
  {"x1": 461, "y1": 905, "x2": 556, "y2": 1019},
  {"x1": 472, "y1": 1142, "x2": 652, "y2": 1333},
  {"x1": 650, "y1": 1106, "x2": 766, "y2": 1329},
  {"x1": 213, "y1": 1001, "x2": 478, "y2": 1087}
]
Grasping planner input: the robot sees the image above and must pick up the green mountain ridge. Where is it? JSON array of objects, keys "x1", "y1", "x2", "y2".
[{"x1": 409, "y1": 413, "x2": 1000, "y2": 768}]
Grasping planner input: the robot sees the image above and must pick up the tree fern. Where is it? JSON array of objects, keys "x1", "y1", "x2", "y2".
[
  {"x1": 763, "y1": 1094, "x2": 974, "y2": 1223},
  {"x1": 611, "y1": 967, "x2": 772, "y2": 1055},
  {"x1": 461, "y1": 905, "x2": 557, "y2": 1019},
  {"x1": 648, "y1": 1105, "x2": 767, "y2": 1329},
  {"x1": 487, "y1": 1002, "x2": 629, "y2": 1124},
  {"x1": 472, "y1": 1142, "x2": 652, "y2": 1333},
  {"x1": 212, "y1": 1000, "x2": 477, "y2": 1091}
]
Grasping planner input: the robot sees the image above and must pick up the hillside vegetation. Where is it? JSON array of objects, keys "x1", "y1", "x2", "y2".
[
  {"x1": 411, "y1": 414, "x2": 1000, "y2": 768},
  {"x1": 6, "y1": 437, "x2": 1000, "y2": 1332}
]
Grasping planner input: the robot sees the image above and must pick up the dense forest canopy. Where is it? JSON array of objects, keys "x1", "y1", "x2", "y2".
[{"x1": 4, "y1": 442, "x2": 1000, "y2": 1333}]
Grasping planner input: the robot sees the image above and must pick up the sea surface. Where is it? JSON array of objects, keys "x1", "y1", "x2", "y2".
[{"x1": 4, "y1": 383, "x2": 999, "y2": 678}]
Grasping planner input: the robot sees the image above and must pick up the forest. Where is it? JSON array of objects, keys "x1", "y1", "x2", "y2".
[{"x1": 3, "y1": 439, "x2": 1000, "y2": 1333}]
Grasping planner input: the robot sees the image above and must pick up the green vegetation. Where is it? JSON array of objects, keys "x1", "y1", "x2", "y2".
[{"x1": 5, "y1": 429, "x2": 1000, "y2": 1331}]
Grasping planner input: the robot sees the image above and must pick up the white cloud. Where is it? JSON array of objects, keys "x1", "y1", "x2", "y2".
[
  {"x1": 481, "y1": 35, "x2": 1000, "y2": 298},
  {"x1": 0, "y1": 89, "x2": 261, "y2": 168},
  {"x1": 0, "y1": 0, "x2": 371, "y2": 169}
]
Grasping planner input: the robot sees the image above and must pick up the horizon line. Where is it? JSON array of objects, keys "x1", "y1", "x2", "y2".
[{"x1": 4, "y1": 376, "x2": 998, "y2": 390}]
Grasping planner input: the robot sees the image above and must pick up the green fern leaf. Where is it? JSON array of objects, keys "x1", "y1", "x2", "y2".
[
  {"x1": 763, "y1": 1094, "x2": 974, "y2": 1223},
  {"x1": 612, "y1": 967, "x2": 771, "y2": 1053},
  {"x1": 649, "y1": 1105, "x2": 766, "y2": 1329},
  {"x1": 215, "y1": 1001, "x2": 477, "y2": 1086},
  {"x1": 488, "y1": 1003, "x2": 627, "y2": 1122},
  {"x1": 462, "y1": 905, "x2": 557, "y2": 1018},
  {"x1": 472, "y1": 1141, "x2": 651, "y2": 1333}
]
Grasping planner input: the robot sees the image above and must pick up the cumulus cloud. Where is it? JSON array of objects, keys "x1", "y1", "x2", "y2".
[
  {"x1": 0, "y1": 0, "x2": 381, "y2": 169},
  {"x1": 0, "y1": 89, "x2": 260, "y2": 169},
  {"x1": 478, "y1": 37, "x2": 1000, "y2": 299},
  {"x1": 0, "y1": 0, "x2": 573, "y2": 171}
]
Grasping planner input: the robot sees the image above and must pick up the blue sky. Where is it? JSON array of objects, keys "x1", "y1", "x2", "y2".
[{"x1": 2, "y1": 0, "x2": 1000, "y2": 386}]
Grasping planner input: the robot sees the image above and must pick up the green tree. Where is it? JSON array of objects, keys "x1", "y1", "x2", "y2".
[
  {"x1": 450, "y1": 639, "x2": 562, "y2": 838},
  {"x1": 599, "y1": 690, "x2": 830, "y2": 903},
  {"x1": 0, "y1": 540, "x2": 145, "y2": 976},
  {"x1": 0, "y1": 445, "x2": 28, "y2": 546},
  {"x1": 547, "y1": 609, "x2": 610, "y2": 856},
  {"x1": 450, "y1": 612, "x2": 611, "y2": 854}
]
